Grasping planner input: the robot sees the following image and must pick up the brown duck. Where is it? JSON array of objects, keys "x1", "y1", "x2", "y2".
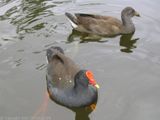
[{"x1": 65, "y1": 7, "x2": 140, "y2": 36}]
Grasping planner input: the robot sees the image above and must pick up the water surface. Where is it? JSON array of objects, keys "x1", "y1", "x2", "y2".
[{"x1": 0, "y1": 0, "x2": 160, "y2": 120}]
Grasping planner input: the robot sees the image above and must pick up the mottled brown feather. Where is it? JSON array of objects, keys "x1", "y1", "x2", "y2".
[
  {"x1": 66, "y1": 7, "x2": 140, "y2": 36},
  {"x1": 75, "y1": 14, "x2": 122, "y2": 35}
]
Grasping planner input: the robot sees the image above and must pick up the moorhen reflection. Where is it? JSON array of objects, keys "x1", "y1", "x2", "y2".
[{"x1": 71, "y1": 106, "x2": 96, "y2": 120}]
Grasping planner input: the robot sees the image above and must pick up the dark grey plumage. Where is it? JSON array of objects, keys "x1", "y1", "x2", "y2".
[{"x1": 46, "y1": 46, "x2": 98, "y2": 107}]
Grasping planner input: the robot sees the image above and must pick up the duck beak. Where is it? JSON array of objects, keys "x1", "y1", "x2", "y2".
[
  {"x1": 134, "y1": 11, "x2": 140, "y2": 17},
  {"x1": 95, "y1": 84, "x2": 100, "y2": 89}
]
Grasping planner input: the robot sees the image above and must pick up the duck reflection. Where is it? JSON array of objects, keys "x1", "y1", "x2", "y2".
[
  {"x1": 120, "y1": 33, "x2": 139, "y2": 53},
  {"x1": 67, "y1": 29, "x2": 106, "y2": 43},
  {"x1": 67, "y1": 30, "x2": 139, "y2": 53}
]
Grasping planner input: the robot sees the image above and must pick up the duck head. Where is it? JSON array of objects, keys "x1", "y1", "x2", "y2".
[{"x1": 122, "y1": 7, "x2": 140, "y2": 18}]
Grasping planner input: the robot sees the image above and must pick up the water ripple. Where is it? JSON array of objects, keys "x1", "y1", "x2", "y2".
[{"x1": 0, "y1": 0, "x2": 56, "y2": 42}]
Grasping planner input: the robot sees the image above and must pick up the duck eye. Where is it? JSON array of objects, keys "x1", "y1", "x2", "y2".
[{"x1": 129, "y1": 9, "x2": 134, "y2": 15}]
